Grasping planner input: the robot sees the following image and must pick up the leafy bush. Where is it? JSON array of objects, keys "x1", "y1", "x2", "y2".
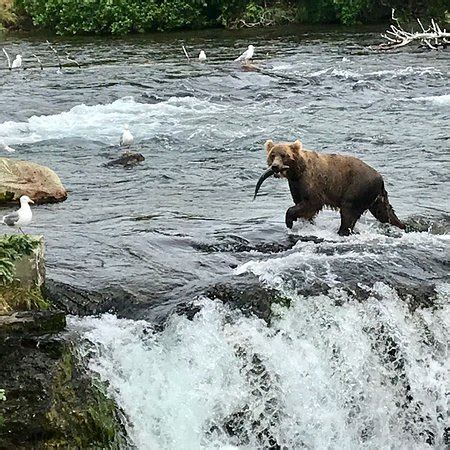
[
  {"x1": 0, "y1": 0, "x2": 17, "y2": 31},
  {"x1": 12, "y1": 0, "x2": 450, "y2": 34},
  {"x1": 15, "y1": 0, "x2": 211, "y2": 34}
]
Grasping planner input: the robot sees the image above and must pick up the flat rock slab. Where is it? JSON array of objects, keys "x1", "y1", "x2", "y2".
[{"x1": 0, "y1": 157, "x2": 67, "y2": 204}]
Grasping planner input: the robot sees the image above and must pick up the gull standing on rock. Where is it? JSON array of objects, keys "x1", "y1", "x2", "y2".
[
  {"x1": 120, "y1": 124, "x2": 134, "y2": 147},
  {"x1": 198, "y1": 50, "x2": 206, "y2": 62},
  {"x1": 1, "y1": 195, "x2": 34, "y2": 234},
  {"x1": 234, "y1": 45, "x2": 254, "y2": 63},
  {"x1": 11, "y1": 55, "x2": 22, "y2": 69}
]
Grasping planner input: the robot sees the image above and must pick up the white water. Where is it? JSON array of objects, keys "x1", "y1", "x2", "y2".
[
  {"x1": 0, "y1": 97, "x2": 241, "y2": 146},
  {"x1": 409, "y1": 94, "x2": 450, "y2": 106},
  {"x1": 71, "y1": 239, "x2": 449, "y2": 449}
]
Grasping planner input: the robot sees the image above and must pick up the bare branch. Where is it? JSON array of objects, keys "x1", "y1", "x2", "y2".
[
  {"x1": 64, "y1": 51, "x2": 81, "y2": 68},
  {"x1": 377, "y1": 9, "x2": 449, "y2": 51},
  {"x1": 46, "y1": 41, "x2": 62, "y2": 69},
  {"x1": 182, "y1": 45, "x2": 190, "y2": 62},
  {"x1": 32, "y1": 54, "x2": 43, "y2": 70},
  {"x1": 2, "y1": 48, "x2": 11, "y2": 69}
]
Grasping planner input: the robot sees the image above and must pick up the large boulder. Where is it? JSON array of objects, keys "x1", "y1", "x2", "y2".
[{"x1": 0, "y1": 158, "x2": 67, "y2": 204}]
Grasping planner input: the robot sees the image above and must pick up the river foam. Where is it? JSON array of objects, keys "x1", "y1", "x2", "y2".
[
  {"x1": 0, "y1": 96, "x2": 231, "y2": 146},
  {"x1": 71, "y1": 280, "x2": 449, "y2": 449}
]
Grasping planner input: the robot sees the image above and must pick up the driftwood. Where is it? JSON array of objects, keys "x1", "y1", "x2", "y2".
[
  {"x1": 378, "y1": 9, "x2": 449, "y2": 50},
  {"x1": 2, "y1": 48, "x2": 11, "y2": 69},
  {"x1": 181, "y1": 45, "x2": 190, "y2": 62},
  {"x1": 45, "y1": 40, "x2": 62, "y2": 69},
  {"x1": 32, "y1": 53, "x2": 43, "y2": 70}
]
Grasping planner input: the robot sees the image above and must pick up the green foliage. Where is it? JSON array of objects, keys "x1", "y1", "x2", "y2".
[
  {"x1": 12, "y1": 0, "x2": 450, "y2": 34},
  {"x1": 333, "y1": 0, "x2": 372, "y2": 25},
  {"x1": 15, "y1": 0, "x2": 211, "y2": 35},
  {"x1": 0, "y1": 234, "x2": 38, "y2": 285},
  {"x1": 0, "y1": 0, "x2": 17, "y2": 31}
]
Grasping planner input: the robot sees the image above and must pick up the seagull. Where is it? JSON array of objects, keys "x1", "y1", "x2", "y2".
[
  {"x1": 1, "y1": 195, "x2": 34, "y2": 234},
  {"x1": 120, "y1": 124, "x2": 134, "y2": 147},
  {"x1": 234, "y1": 45, "x2": 254, "y2": 63},
  {"x1": 11, "y1": 55, "x2": 22, "y2": 69},
  {"x1": 198, "y1": 50, "x2": 206, "y2": 62}
]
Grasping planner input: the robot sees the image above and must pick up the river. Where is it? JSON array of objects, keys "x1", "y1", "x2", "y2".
[{"x1": 0, "y1": 25, "x2": 449, "y2": 448}]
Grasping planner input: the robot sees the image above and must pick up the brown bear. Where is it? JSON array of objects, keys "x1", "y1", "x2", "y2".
[{"x1": 254, "y1": 139, "x2": 405, "y2": 236}]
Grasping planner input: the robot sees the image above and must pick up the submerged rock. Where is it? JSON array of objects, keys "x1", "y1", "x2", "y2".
[
  {"x1": 104, "y1": 151, "x2": 145, "y2": 168},
  {"x1": 0, "y1": 158, "x2": 67, "y2": 204}
]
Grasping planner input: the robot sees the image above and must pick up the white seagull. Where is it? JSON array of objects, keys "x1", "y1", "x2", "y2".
[
  {"x1": 11, "y1": 55, "x2": 22, "y2": 69},
  {"x1": 234, "y1": 45, "x2": 254, "y2": 63},
  {"x1": 120, "y1": 124, "x2": 134, "y2": 147},
  {"x1": 1, "y1": 195, "x2": 34, "y2": 234},
  {"x1": 198, "y1": 50, "x2": 206, "y2": 62}
]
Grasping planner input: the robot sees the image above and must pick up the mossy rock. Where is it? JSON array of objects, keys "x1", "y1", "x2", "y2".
[{"x1": 0, "y1": 330, "x2": 128, "y2": 448}]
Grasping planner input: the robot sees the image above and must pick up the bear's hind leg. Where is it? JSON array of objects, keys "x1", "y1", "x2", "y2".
[{"x1": 338, "y1": 206, "x2": 363, "y2": 236}]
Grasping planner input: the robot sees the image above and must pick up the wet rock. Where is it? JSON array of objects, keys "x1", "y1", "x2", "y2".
[
  {"x1": 103, "y1": 151, "x2": 145, "y2": 168},
  {"x1": 43, "y1": 279, "x2": 140, "y2": 316},
  {"x1": 0, "y1": 313, "x2": 128, "y2": 448},
  {"x1": 0, "y1": 158, "x2": 67, "y2": 204},
  {"x1": 404, "y1": 215, "x2": 450, "y2": 234},
  {"x1": 0, "y1": 310, "x2": 65, "y2": 336},
  {"x1": 205, "y1": 274, "x2": 289, "y2": 324},
  {"x1": 193, "y1": 234, "x2": 323, "y2": 254}
]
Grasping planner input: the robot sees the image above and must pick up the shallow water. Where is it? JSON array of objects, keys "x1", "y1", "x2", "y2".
[{"x1": 1, "y1": 25, "x2": 449, "y2": 448}]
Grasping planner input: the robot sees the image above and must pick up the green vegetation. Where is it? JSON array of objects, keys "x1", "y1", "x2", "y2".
[
  {"x1": 7, "y1": 0, "x2": 448, "y2": 35},
  {"x1": 0, "y1": 234, "x2": 39, "y2": 285},
  {"x1": 0, "y1": 234, "x2": 47, "y2": 312},
  {"x1": 0, "y1": 0, "x2": 17, "y2": 32}
]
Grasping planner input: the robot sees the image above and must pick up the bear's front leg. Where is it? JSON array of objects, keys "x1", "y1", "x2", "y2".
[
  {"x1": 285, "y1": 204, "x2": 305, "y2": 229},
  {"x1": 285, "y1": 202, "x2": 318, "y2": 229}
]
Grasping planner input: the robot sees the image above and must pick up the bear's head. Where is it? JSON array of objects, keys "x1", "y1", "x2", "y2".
[
  {"x1": 253, "y1": 139, "x2": 304, "y2": 200},
  {"x1": 265, "y1": 139, "x2": 302, "y2": 179}
]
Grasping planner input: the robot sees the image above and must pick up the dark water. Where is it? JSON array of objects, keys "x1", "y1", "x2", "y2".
[{"x1": 1, "y1": 26, "x2": 449, "y2": 448}]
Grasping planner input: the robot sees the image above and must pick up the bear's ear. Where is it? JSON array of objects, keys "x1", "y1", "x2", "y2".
[
  {"x1": 290, "y1": 140, "x2": 302, "y2": 153},
  {"x1": 265, "y1": 140, "x2": 274, "y2": 154}
]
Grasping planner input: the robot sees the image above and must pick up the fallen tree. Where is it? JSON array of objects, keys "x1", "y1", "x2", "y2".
[{"x1": 378, "y1": 9, "x2": 449, "y2": 50}]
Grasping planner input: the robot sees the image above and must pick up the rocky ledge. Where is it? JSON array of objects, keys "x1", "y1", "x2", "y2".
[
  {"x1": 0, "y1": 235, "x2": 128, "y2": 448},
  {"x1": 0, "y1": 310, "x2": 128, "y2": 448}
]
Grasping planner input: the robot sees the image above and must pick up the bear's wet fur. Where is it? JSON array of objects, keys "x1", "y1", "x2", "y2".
[{"x1": 262, "y1": 139, "x2": 405, "y2": 235}]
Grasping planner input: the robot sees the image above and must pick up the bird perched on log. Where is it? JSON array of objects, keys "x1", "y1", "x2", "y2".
[
  {"x1": 1, "y1": 195, "x2": 34, "y2": 234},
  {"x1": 120, "y1": 124, "x2": 134, "y2": 147},
  {"x1": 235, "y1": 45, "x2": 254, "y2": 63}
]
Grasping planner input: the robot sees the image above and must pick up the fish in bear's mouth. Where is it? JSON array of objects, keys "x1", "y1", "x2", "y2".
[{"x1": 253, "y1": 164, "x2": 290, "y2": 199}]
